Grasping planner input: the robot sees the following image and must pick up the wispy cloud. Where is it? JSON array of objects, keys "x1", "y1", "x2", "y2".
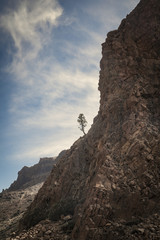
[
  {"x1": 0, "y1": 0, "x2": 62, "y2": 60},
  {"x1": 0, "y1": 0, "x2": 139, "y2": 165},
  {"x1": 0, "y1": 0, "x2": 101, "y2": 163}
]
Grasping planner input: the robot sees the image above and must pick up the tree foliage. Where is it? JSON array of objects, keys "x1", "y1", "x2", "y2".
[{"x1": 77, "y1": 113, "x2": 87, "y2": 135}]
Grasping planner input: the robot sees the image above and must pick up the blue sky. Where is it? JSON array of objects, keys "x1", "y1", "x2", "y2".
[{"x1": 0, "y1": 0, "x2": 139, "y2": 191}]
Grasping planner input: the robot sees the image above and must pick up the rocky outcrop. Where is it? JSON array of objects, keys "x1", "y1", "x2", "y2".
[
  {"x1": 0, "y1": 183, "x2": 43, "y2": 240},
  {"x1": 8, "y1": 157, "x2": 56, "y2": 191},
  {"x1": 0, "y1": 151, "x2": 67, "y2": 240},
  {"x1": 19, "y1": 0, "x2": 160, "y2": 239}
]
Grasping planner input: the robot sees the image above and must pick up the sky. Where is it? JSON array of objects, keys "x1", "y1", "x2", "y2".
[{"x1": 0, "y1": 0, "x2": 139, "y2": 191}]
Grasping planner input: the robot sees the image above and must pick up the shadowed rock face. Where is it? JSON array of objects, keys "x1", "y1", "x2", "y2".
[{"x1": 19, "y1": 0, "x2": 160, "y2": 239}]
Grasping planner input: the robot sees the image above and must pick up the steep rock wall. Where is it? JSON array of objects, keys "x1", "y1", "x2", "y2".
[{"x1": 20, "y1": 0, "x2": 160, "y2": 239}]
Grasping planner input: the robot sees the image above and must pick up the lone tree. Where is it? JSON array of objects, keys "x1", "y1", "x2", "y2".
[{"x1": 77, "y1": 113, "x2": 87, "y2": 135}]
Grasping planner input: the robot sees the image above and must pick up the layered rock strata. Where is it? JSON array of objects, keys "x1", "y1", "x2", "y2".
[
  {"x1": 19, "y1": 0, "x2": 160, "y2": 239},
  {"x1": 8, "y1": 157, "x2": 56, "y2": 191}
]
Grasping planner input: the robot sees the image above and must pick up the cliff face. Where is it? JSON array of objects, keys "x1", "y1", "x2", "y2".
[
  {"x1": 8, "y1": 157, "x2": 56, "y2": 191},
  {"x1": 20, "y1": 0, "x2": 160, "y2": 239}
]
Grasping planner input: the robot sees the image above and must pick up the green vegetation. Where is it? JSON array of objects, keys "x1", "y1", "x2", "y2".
[{"x1": 77, "y1": 113, "x2": 87, "y2": 135}]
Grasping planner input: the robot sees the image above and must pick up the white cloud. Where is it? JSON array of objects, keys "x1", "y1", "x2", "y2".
[
  {"x1": 0, "y1": 0, "x2": 100, "y2": 164},
  {"x1": 11, "y1": 134, "x2": 74, "y2": 164},
  {"x1": 9, "y1": 60, "x2": 99, "y2": 127},
  {"x1": 0, "y1": 0, "x2": 139, "y2": 166},
  {"x1": 0, "y1": 0, "x2": 63, "y2": 59}
]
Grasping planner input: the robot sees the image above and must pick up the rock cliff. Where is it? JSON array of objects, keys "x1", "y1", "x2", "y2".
[
  {"x1": 8, "y1": 157, "x2": 56, "y2": 191},
  {"x1": 0, "y1": 151, "x2": 67, "y2": 240},
  {"x1": 19, "y1": 0, "x2": 160, "y2": 239},
  {"x1": 0, "y1": 183, "x2": 43, "y2": 240}
]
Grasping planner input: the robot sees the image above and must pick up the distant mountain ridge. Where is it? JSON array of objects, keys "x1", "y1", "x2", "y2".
[
  {"x1": 0, "y1": 151, "x2": 67, "y2": 239},
  {"x1": 8, "y1": 150, "x2": 67, "y2": 191},
  {"x1": 8, "y1": 157, "x2": 56, "y2": 191}
]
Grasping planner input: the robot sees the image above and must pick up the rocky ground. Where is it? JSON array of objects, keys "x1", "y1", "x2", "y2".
[
  {"x1": 5, "y1": 213, "x2": 160, "y2": 240},
  {"x1": 8, "y1": 216, "x2": 73, "y2": 240},
  {"x1": 102, "y1": 214, "x2": 160, "y2": 240},
  {"x1": 0, "y1": 183, "x2": 43, "y2": 240}
]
